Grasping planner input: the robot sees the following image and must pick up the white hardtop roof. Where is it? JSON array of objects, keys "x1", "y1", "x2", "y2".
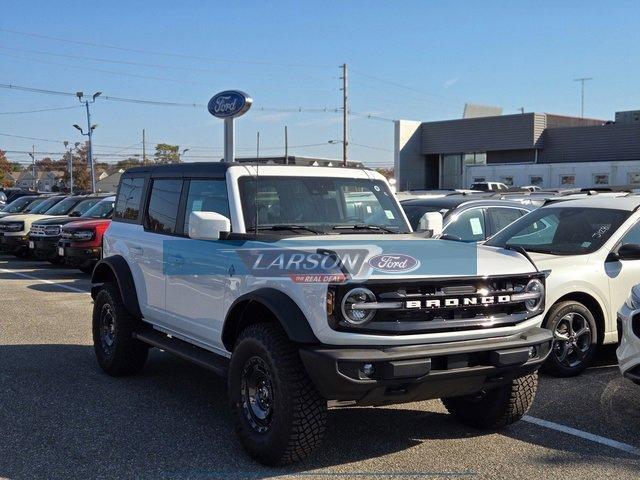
[{"x1": 227, "y1": 164, "x2": 384, "y2": 181}]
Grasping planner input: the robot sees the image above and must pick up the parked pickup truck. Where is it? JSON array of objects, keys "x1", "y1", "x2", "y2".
[{"x1": 91, "y1": 163, "x2": 552, "y2": 465}]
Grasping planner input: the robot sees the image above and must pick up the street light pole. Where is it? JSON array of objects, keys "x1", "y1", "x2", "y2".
[{"x1": 75, "y1": 91, "x2": 101, "y2": 193}]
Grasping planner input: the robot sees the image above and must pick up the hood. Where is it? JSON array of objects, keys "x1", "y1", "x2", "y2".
[
  {"x1": 205, "y1": 234, "x2": 538, "y2": 280},
  {"x1": 32, "y1": 216, "x2": 83, "y2": 227},
  {"x1": 0, "y1": 214, "x2": 52, "y2": 223},
  {"x1": 63, "y1": 219, "x2": 111, "y2": 231},
  {"x1": 526, "y1": 251, "x2": 590, "y2": 269}
]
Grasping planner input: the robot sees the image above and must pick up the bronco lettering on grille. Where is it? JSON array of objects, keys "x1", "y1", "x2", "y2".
[{"x1": 405, "y1": 295, "x2": 512, "y2": 309}]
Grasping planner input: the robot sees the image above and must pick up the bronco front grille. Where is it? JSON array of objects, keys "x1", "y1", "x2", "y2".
[
  {"x1": 329, "y1": 274, "x2": 544, "y2": 335},
  {"x1": 30, "y1": 224, "x2": 61, "y2": 237}
]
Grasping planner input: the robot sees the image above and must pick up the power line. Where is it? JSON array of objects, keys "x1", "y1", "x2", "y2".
[
  {"x1": 0, "y1": 105, "x2": 81, "y2": 115},
  {"x1": 0, "y1": 51, "x2": 209, "y2": 86},
  {"x1": 0, "y1": 45, "x2": 327, "y2": 83},
  {"x1": 0, "y1": 27, "x2": 333, "y2": 69},
  {"x1": 0, "y1": 83, "x2": 342, "y2": 112}
]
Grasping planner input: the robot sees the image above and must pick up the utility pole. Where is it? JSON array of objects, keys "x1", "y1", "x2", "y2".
[
  {"x1": 284, "y1": 126, "x2": 288, "y2": 164},
  {"x1": 63, "y1": 141, "x2": 73, "y2": 194},
  {"x1": 341, "y1": 63, "x2": 348, "y2": 166},
  {"x1": 74, "y1": 91, "x2": 101, "y2": 193},
  {"x1": 142, "y1": 129, "x2": 147, "y2": 165},
  {"x1": 573, "y1": 77, "x2": 593, "y2": 118},
  {"x1": 256, "y1": 131, "x2": 260, "y2": 159},
  {"x1": 28, "y1": 145, "x2": 36, "y2": 191}
]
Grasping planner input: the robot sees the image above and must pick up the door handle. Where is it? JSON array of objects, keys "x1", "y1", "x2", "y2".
[{"x1": 130, "y1": 246, "x2": 143, "y2": 255}]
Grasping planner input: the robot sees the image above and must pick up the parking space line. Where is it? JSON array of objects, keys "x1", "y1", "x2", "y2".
[
  {"x1": 0, "y1": 268, "x2": 91, "y2": 295},
  {"x1": 523, "y1": 415, "x2": 640, "y2": 456}
]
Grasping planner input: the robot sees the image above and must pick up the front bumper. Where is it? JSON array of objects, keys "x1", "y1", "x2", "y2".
[
  {"x1": 616, "y1": 304, "x2": 640, "y2": 385},
  {"x1": 30, "y1": 237, "x2": 59, "y2": 260},
  {"x1": 0, "y1": 233, "x2": 29, "y2": 255},
  {"x1": 57, "y1": 240, "x2": 101, "y2": 268},
  {"x1": 299, "y1": 326, "x2": 552, "y2": 406}
]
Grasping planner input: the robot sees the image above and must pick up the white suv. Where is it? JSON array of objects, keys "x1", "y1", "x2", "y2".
[
  {"x1": 91, "y1": 163, "x2": 552, "y2": 465},
  {"x1": 486, "y1": 196, "x2": 640, "y2": 376}
]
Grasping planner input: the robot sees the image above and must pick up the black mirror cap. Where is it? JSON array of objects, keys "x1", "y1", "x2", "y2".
[{"x1": 617, "y1": 243, "x2": 640, "y2": 261}]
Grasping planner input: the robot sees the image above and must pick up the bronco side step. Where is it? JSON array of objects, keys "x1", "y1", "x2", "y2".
[{"x1": 134, "y1": 329, "x2": 229, "y2": 376}]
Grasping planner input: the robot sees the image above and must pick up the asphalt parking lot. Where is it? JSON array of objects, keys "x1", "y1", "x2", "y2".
[{"x1": 1, "y1": 255, "x2": 639, "y2": 480}]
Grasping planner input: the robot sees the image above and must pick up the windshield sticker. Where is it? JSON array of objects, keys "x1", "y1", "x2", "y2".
[
  {"x1": 384, "y1": 210, "x2": 395, "y2": 220},
  {"x1": 470, "y1": 217, "x2": 483, "y2": 235},
  {"x1": 581, "y1": 241, "x2": 592, "y2": 248},
  {"x1": 592, "y1": 224, "x2": 611, "y2": 238}
]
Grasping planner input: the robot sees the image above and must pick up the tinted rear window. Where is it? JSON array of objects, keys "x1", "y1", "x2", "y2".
[
  {"x1": 144, "y1": 179, "x2": 183, "y2": 234},
  {"x1": 114, "y1": 177, "x2": 145, "y2": 221}
]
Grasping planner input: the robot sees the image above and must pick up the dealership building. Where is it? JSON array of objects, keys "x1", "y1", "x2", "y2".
[{"x1": 394, "y1": 110, "x2": 640, "y2": 190}]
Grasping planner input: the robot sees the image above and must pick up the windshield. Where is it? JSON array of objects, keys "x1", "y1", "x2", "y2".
[
  {"x1": 30, "y1": 197, "x2": 64, "y2": 214},
  {"x1": 82, "y1": 198, "x2": 115, "y2": 219},
  {"x1": 45, "y1": 197, "x2": 81, "y2": 215},
  {"x1": 1, "y1": 196, "x2": 34, "y2": 213},
  {"x1": 239, "y1": 176, "x2": 410, "y2": 233},
  {"x1": 486, "y1": 207, "x2": 630, "y2": 255},
  {"x1": 70, "y1": 198, "x2": 101, "y2": 216},
  {"x1": 23, "y1": 197, "x2": 46, "y2": 213},
  {"x1": 401, "y1": 204, "x2": 450, "y2": 230}
]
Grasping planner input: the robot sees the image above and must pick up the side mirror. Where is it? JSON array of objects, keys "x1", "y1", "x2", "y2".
[
  {"x1": 616, "y1": 243, "x2": 640, "y2": 261},
  {"x1": 418, "y1": 211, "x2": 443, "y2": 237},
  {"x1": 188, "y1": 211, "x2": 230, "y2": 240}
]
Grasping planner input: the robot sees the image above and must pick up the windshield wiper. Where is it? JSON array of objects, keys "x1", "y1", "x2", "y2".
[
  {"x1": 254, "y1": 224, "x2": 322, "y2": 235},
  {"x1": 332, "y1": 224, "x2": 396, "y2": 234},
  {"x1": 507, "y1": 245, "x2": 561, "y2": 255}
]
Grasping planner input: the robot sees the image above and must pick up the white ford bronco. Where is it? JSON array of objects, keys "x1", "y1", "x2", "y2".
[{"x1": 91, "y1": 163, "x2": 552, "y2": 465}]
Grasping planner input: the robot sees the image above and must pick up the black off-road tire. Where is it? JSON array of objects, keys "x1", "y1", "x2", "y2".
[
  {"x1": 92, "y1": 282, "x2": 148, "y2": 376},
  {"x1": 442, "y1": 372, "x2": 538, "y2": 429},
  {"x1": 228, "y1": 323, "x2": 327, "y2": 466},
  {"x1": 542, "y1": 301, "x2": 598, "y2": 377}
]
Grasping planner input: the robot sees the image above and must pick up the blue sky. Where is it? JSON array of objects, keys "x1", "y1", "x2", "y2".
[{"x1": 1, "y1": 0, "x2": 639, "y2": 167}]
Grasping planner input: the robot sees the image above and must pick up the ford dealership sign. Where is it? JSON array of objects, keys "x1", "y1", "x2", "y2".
[{"x1": 208, "y1": 90, "x2": 253, "y2": 118}]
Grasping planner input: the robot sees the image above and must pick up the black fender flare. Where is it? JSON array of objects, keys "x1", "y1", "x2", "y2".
[
  {"x1": 222, "y1": 288, "x2": 319, "y2": 351},
  {"x1": 91, "y1": 255, "x2": 142, "y2": 318}
]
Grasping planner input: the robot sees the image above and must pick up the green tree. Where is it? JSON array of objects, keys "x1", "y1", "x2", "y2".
[
  {"x1": 116, "y1": 157, "x2": 144, "y2": 171},
  {"x1": 62, "y1": 144, "x2": 91, "y2": 192},
  {"x1": 0, "y1": 150, "x2": 14, "y2": 186},
  {"x1": 0, "y1": 150, "x2": 11, "y2": 174},
  {"x1": 154, "y1": 143, "x2": 179, "y2": 164}
]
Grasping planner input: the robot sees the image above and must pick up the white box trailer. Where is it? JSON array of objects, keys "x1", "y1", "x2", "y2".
[{"x1": 465, "y1": 160, "x2": 640, "y2": 189}]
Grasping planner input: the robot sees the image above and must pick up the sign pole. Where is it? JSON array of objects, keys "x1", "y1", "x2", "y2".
[
  {"x1": 224, "y1": 118, "x2": 235, "y2": 163},
  {"x1": 208, "y1": 90, "x2": 252, "y2": 164}
]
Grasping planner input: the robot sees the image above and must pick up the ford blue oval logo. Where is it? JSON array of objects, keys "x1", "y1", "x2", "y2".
[
  {"x1": 368, "y1": 254, "x2": 420, "y2": 273},
  {"x1": 208, "y1": 90, "x2": 253, "y2": 118}
]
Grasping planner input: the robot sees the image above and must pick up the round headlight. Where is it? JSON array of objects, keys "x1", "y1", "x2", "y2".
[
  {"x1": 524, "y1": 279, "x2": 544, "y2": 312},
  {"x1": 341, "y1": 287, "x2": 376, "y2": 325}
]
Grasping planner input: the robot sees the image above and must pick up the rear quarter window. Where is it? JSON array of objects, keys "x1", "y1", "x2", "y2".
[{"x1": 114, "y1": 177, "x2": 145, "y2": 222}]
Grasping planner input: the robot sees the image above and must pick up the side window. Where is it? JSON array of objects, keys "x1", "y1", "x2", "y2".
[
  {"x1": 488, "y1": 208, "x2": 525, "y2": 235},
  {"x1": 144, "y1": 179, "x2": 183, "y2": 234},
  {"x1": 114, "y1": 177, "x2": 145, "y2": 221},
  {"x1": 183, "y1": 179, "x2": 230, "y2": 235},
  {"x1": 620, "y1": 221, "x2": 640, "y2": 246},
  {"x1": 444, "y1": 208, "x2": 486, "y2": 242}
]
